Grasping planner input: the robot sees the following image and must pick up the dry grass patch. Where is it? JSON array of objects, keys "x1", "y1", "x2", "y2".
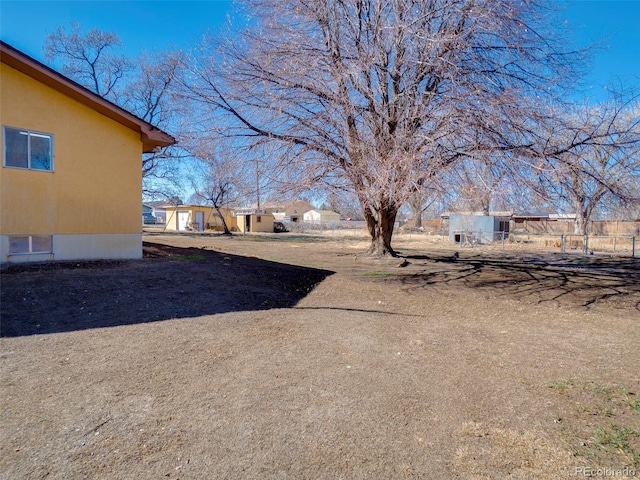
[
  {"x1": 456, "y1": 422, "x2": 576, "y2": 479},
  {"x1": 549, "y1": 379, "x2": 640, "y2": 469}
]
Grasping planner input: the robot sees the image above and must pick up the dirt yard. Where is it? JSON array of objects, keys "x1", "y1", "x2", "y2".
[{"x1": 1, "y1": 232, "x2": 639, "y2": 479}]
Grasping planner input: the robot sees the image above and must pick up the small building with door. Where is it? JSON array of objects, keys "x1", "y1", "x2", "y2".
[
  {"x1": 234, "y1": 209, "x2": 275, "y2": 233},
  {"x1": 163, "y1": 205, "x2": 237, "y2": 232},
  {"x1": 449, "y1": 213, "x2": 511, "y2": 244}
]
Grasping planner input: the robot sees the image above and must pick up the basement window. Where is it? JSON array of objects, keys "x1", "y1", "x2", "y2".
[
  {"x1": 3, "y1": 126, "x2": 53, "y2": 171},
  {"x1": 9, "y1": 235, "x2": 52, "y2": 254}
]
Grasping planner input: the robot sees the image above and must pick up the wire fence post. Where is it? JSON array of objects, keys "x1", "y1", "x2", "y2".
[
  {"x1": 560, "y1": 234, "x2": 565, "y2": 254},
  {"x1": 583, "y1": 234, "x2": 588, "y2": 254}
]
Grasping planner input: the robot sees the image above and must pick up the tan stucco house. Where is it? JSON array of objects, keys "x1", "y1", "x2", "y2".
[
  {"x1": 163, "y1": 205, "x2": 237, "y2": 232},
  {"x1": 0, "y1": 41, "x2": 174, "y2": 263},
  {"x1": 234, "y1": 210, "x2": 275, "y2": 233},
  {"x1": 264, "y1": 199, "x2": 314, "y2": 222}
]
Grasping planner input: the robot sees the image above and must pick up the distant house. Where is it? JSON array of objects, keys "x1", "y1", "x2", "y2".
[
  {"x1": 233, "y1": 210, "x2": 275, "y2": 233},
  {"x1": 264, "y1": 200, "x2": 314, "y2": 222},
  {"x1": 163, "y1": 205, "x2": 237, "y2": 232},
  {"x1": 143, "y1": 200, "x2": 177, "y2": 224},
  {"x1": 0, "y1": 41, "x2": 174, "y2": 263},
  {"x1": 511, "y1": 213, "x2": 578, "y2": 234},
  {"x1": 303, "y1": 209, "x2": 340, "y2": 224},
  {"x1": 142, "y1": 204, "x2": 157, "y2": 224},
  {"x1": 272, "y1": 211, "x2": 287, "y2": 221},
  {"x1": 511, "y1": 213, "x2": 551, "y2": 233}
]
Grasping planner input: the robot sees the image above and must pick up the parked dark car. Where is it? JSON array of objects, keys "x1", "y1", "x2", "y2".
[{"x1": 273, "y1": 221, "x2": 288, "y2": 233}]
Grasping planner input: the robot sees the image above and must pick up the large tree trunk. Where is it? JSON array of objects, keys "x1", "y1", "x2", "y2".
[
  {"x1": 573, "y1": 214, "x2": 586, "y2": 236},
  {"x1": 413, "y1": 210, "x2": 423, "y2": 229},
  {"x1": 364, "y1": 205, "x2": 398, "y2": 256},
  {"x1": 409, "y1": 192, "x2": 423, "y2": 229},
  {"x1": 572, "y1": 201, "x2": 589, "y2": 236}
]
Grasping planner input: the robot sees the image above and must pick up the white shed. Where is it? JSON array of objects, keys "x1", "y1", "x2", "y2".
[{"x1": 303, "y1": 209, "x2": 341, "y2": 224}]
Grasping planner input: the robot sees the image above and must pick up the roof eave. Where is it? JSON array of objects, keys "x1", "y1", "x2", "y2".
[{"x1": 1, "y1": 41, "x2": 175, "y2": 152}]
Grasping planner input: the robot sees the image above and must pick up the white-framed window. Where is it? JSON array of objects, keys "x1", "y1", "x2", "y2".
[
  {"x1": 8, "y1": 235, "x2": 52, "y2": 254},
  {"x1": 3, "y1": 126, "x2": 54, "y2": 171}
]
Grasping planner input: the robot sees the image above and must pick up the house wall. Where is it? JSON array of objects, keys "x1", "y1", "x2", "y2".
[
  {"x1": 237, "y1": 214, "x2": 274, "y2": 233},
  {"x1": 251, "y1": 214, "x2": 274, "y2": 233},
  {"x1": 303, "y1": 210, "x2": 321, "y2": 223},
  {"x1": 206, "y1": 209, "x2": 237, "y2": 232},
  {"x1": 0, "y1": 62, "x2": 143, "y2": 262},
  {"x1": 304, "y1": 210, "x2": 340, "y2": 224},
  {"x1": 237, "y1": 215, "x2": 247, "y2": 233},
  {"x1": 163, "y1": 208, "x2": 188, "y2": 231},
  {"x1": 285, "y1": 200, "x2": 314, "y2": 220},
  {"x1": 320, "y1": 212, "x2": 340, "y2": 224}
]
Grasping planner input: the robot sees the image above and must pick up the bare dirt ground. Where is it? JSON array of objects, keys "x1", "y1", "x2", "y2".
[{"x1": 1, "y1": 232, "x2": 639, "y2": 479}]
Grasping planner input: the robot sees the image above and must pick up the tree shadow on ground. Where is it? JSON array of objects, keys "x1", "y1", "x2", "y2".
[
  {"x1": 0, "y1": 242, "x2": 334, "y2": 337},
  {"x1": 398, "y1": 252, "x2": 640, "y2": 311}
]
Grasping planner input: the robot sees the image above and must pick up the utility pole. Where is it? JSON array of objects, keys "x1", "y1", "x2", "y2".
[{"x1": 255, "y1": 157, "x2": 261, "y2": 212}]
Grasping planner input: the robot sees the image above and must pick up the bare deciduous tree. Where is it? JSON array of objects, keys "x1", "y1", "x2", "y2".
[
  {"x1": 407, "y1": 187, "x2": 443, "y2": 229},
  {"x1": 44, "y1": 22, "x2": 130, "y2": 99},
  {"x1": 532, "y1": 99, "x2": 640, "y2": 234},
  {"x1": 186, "y1": 139, "x2": 251, "y2": 235},
  {"x1": 180, "y1": 0, "x2": 584, "y2": 255},
  {"x1": 123, "y1": 50, "x2": 184, "y2": 179},
  {"x1": 444, "y1": 149, "x2": 515, "y2": 215},
  {"x1": 120, "y1": 51, "x2": 182, "y2": 126},
  {"x1": 323, "y1": 190, "x2": 365, "y2": 220},
  {"x1": 44, "y1": 24, "x2": 184, "y2": 195}
]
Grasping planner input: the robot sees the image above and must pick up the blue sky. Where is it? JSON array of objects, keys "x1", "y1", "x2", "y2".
[
  {"x1": 1, "y1": 0, "x2": 639, "y2": 101},
  {"x1": 0, "y1": 1, "x2": 233, "y2": 57}
]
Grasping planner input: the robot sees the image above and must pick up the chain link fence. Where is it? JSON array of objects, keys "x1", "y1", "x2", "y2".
[
  {"x1": 282, "y1": 220, "x2": 368, "y2": 236},
  {"x1": 277, "y1": 221, "x2": 638, "y2": 257},
  {"x1": 451, "y1": 231, "x2": 638, "y2": 257}
]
